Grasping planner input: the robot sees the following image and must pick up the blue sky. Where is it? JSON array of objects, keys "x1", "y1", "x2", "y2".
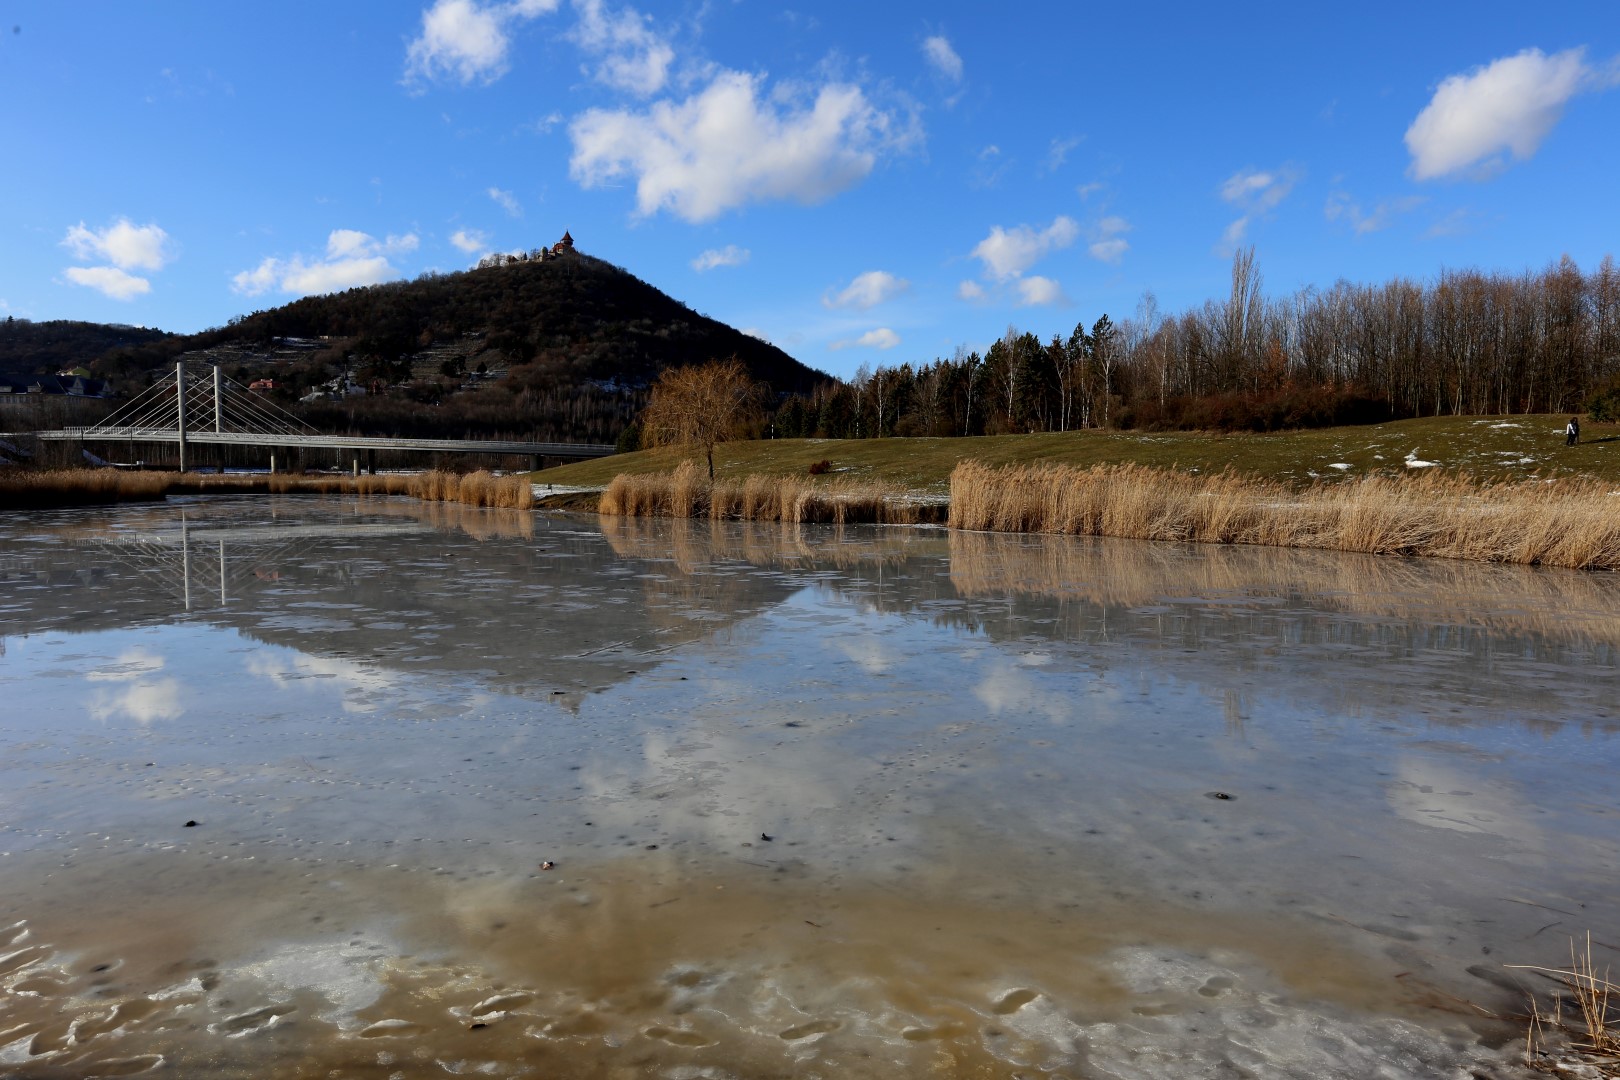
[{"x1": 2, "y1": 1, "x2": 1616, "y2": 378}]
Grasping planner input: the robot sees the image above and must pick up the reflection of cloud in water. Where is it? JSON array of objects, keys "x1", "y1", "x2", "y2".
[
  {"x1": 1386, "y1": 756, "x2": 1542, "y2": 850},
  {"x1": 244, "y1": 650, "x2": 395, "y2": 714},
  {"x1": 834, "y1": 632, "x2": 901, "y2": 674},
  {"x1": 86, "y1": 648, "x2": 185, "y2": 725},
  {"x1": 973, "y1": 662, "x2": 1081, "y2": 725}
]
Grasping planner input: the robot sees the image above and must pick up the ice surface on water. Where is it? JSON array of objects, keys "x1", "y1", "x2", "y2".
[{"x1": 1, "y1": 497, "x2": 1617, "y2": 1076}]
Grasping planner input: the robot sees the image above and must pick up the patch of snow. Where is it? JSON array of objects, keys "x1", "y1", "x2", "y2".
[
  {"x1": 1405, "y1": 450, "x2": 1439, "y2": 469},
  {"x1": 1328, "y1": 463, "x2": 1352, "y2": 471}
]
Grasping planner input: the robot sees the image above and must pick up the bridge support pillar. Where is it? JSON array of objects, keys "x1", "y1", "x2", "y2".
[
  {"x1": 175, "y1": 360, "x2": 188, "y2": 473},
  {"x1": 367, "y1": 448, "x2": 376, "y2": 475},
  {"x1": 269, "y1": 453, "x2": 276, "y2": 475},
  {"x1": 352, "y1": 457, "x2": 360, "y2": 479},
  {"x1": 530, "y1": 454, "x2": 542, "y2": 472}
]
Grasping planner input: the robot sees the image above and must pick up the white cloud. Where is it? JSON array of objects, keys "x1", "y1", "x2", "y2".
[
  {"x1": 1324, "y1": 192, "x2": 1426, "y2": 234},
  {"x1": 1217, "y1": 164, "x2": 1300, "y2": 254},
  {"x1": 1405, "y1": 47, "x2": 1609, "y2": 180},
  {"x1": 569, "y1": 69, "x2": 915, "y2": 222},
  {"x1": 404, "y1": 0, "x2": 559, "y2": 85},
  {"x1": 570, "y1": 0, "x2": 674, "y2": 96},
  {"x1": 830, "y1": 327, "x2": 901, "y2": 351},
  {"x1": 922, "y1": 35, "x2": 963, "y2": 82},
  {"x1": 691, "y1": 244, "x2": 750, "y2": 271},
  {"x1": 1045, "y1": 135, "x2": 1082, "y2": 173},
  {"x1": 63, "y1": 266, "x2": 152, "y2": 301},
  {"x1": 957, "y1": 279, "x2": 986, "y2": 302},
  {"x1": 739, "y1": 326, "x2": 770, "y2": 342},
  {"x1": 232, "y1": 229, "x2": 414, "y2": 297},
  {"x1": 488, "y1": 186, "x2": 522, "y2": 216},
  {"x1": 63, "y1": 218, "x2": 172, "y2": 270},
  {"x1": 1017, "y1": 276, "x2": 1066, "y2": 307},
  {"x1": 1087, "y1": 215, "x2": 1131, "y2": 263},
  {"x1": 450, "y1": 227, "x2": 489, "y2": 253},
  {"x1": 970, "y1": 215, "x2": 1078, "y2": 280},
  {"x1": 823, "y1": 269, "x2": 909, "y2": 310},
  {"x1": 1076, "y1": 180, "x2": 1105, "y2": 200},
  {"x1": 1220, "y1": 167, "x2": 1297, "y2": 212}
]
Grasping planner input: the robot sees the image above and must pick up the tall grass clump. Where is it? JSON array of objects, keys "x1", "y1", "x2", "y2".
[
  {"x1": 598, "y1": 464, "x2": 937, "y2": 525},
  {"x1": 949, "y1": 461, "x2": 1620, "y2": 570}
]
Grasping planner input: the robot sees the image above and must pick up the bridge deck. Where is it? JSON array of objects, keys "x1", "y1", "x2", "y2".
[{"x1": 40, "y1": 428, "x2": 615, "y2": 459}]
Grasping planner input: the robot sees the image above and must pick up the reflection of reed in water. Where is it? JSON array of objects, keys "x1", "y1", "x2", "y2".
[
  {"x1": 948, "y1": 528, "x2": 1620, "y2": 653},
  {"x1": 340, "y1": 495, "x2": 536, "y2": 541},
  {"x1": 600, "y1": 513, "x2": 943, "y2": 574}
]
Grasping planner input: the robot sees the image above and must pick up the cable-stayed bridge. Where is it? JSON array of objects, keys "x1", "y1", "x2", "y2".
[{"x1": 37, "y1": 361, "x2": 615, "y2": 470}]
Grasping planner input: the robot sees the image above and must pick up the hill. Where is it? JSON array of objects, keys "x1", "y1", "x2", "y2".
[
  {"x1": 0, "y1": 318, "x2": 172, "y2": 378},
  {"x1": 62, "y1": 244, "x2": 829, "y2": 444}
]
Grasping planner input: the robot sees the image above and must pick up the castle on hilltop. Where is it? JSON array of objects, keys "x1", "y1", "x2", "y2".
[{"x1": 476, "y1": 231, "x2": 575, "y2": 270}]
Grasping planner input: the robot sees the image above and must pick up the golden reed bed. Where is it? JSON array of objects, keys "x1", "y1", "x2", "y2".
[
  {"x1": 599, "y1": 460, "x2": 939, "y2": 525},
  {"x1": 1, "y1": 468, "x2": 532, "y2": 511},
  {"x1": 596, "y1": 459, "x2": 1620, "y2": 571},
  {"x1": 949, "y1": 461, "x2": 1620, "y2": 571}
]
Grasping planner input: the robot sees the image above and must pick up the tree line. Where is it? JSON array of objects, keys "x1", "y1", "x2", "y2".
[{"x1": 770, "y1": 251, "x2": 1620, "y2": 439}]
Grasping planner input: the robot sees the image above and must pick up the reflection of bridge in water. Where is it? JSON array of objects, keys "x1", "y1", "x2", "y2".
[
  {"x1": 93, "y1": 519, "x2": 433, "y2": 611},
  {"x1": 36, "y1": 360, "x2": 615, "y2": 469}
]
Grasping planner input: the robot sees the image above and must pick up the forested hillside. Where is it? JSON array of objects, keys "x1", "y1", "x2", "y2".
[
  {"x1": 33, "y1": 248, "x2": 826, "y2": 444},
  {"x1": 0, "y1": 318, "x2": 172, "y2": 376}
]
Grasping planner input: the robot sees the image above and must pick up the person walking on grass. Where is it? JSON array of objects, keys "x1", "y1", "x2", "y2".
[{"x1": 1566, "y1": 416, "x2": 1580, "y2": 446}]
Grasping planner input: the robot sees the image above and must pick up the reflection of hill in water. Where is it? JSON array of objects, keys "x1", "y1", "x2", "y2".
[
  {"x1": 5, "y1": 501, "x2": 1615, "y2": 731},
  {"x1": 0, "y1": 498, "x2": 808, "y2": 702}
]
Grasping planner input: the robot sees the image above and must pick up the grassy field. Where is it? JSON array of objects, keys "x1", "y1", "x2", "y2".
[{"x1": 532, "y1": 415, "x2": 1620, "y2": 495}]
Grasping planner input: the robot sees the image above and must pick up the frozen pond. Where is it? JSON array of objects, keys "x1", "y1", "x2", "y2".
[{"x1": 2, "y1": 495, "x2": 1618, "y2": 1078}]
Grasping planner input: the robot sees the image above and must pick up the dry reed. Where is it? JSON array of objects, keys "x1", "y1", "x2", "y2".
[
  {"x1": 1, "y1": 468, "x2": 532, "y2": 511},
  {"x1": 1514, "y1": 935, "x2": 1620, "y2": 1076},
  {"x1": 949, "y1": 461, "x2": 1620, "y2": 571},
  {"x1": 598, "y1": 462, "x2": 939, "y2": 525}
]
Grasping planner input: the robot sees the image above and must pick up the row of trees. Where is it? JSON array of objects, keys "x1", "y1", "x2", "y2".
[{"x1": 771, "y1": 251, "x2": 1620, "y2": 439}]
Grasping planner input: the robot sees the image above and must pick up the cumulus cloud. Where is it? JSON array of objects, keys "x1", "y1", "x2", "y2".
[
  {"x1": 1017, "y1": 275, "x2": 1066, "y2": 307},
  {"x1": 691, "y1": 244, "x2": 750, "y2": 271},
  {"x1": 571, "y1": 0, "x2": 674, "y2": 96},
  {"x1": 450, "y1": 227, "x2": 489, "y2": 253},
  {"x1": 957, "y1": 279, "x2": 986, "y2": 302},
  {"x1": 404, "y1": 0, "x2": 559, "y2": 85},
  {"x1": 487, "y1": 186, "x2": 522, "y2": 215},
  {"x1": 922, "y1": 35, "x2": 963, "y2": 82},
  {"x1": 823, "y1": 269, "x2": 909, "y2": 310},
  {"x1": 1088, "y1": 215, "x2": 1131, "y2": 263},
  {"x1": 1324, "y1": 192, "x2": 1426, "y2": 234},
  {"x1": 830, "y1": 327, "x2": 901, "y2": 351},
  {"x1": 63, "y1": 218, "x2": 172, "y2": 270},
  {"x1": 970, "y1": 215, "x2": 1078, "y2": 280},
  {"x1": 569, "y1": 69, "x2": 915, "y2": 222},
  {"x1": 1217, "y1": 164, "x2": 1300, "y2": 254},
  {"x1": 233, "y1": 230, "x2": 418, "y2": 297},
  {"x1": 63, "y1": 266, "x2": 152, "y2": 301},
  {"x1": 1405, "y1": 47, "x2": 1612, "y2": 180}
]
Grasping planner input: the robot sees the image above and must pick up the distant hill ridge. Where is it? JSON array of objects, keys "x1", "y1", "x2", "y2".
[{"x1": 11, "y1": 246, "x2": 827, "y2": 444}]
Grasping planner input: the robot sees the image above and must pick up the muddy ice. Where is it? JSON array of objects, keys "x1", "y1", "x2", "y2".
[{"x1": 2, "y1": 497, "x2": 1618, "y2": 1077}]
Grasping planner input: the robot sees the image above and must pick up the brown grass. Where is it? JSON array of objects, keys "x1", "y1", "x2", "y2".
[
  {"x1": 949, "y1": 461, "x2": 1620, "y2": 570},
  {"x1": 1, "y1": 468, "x2": 532, "y2": 511},
  {"x1": 598, "y1": 460, "x2": 940, "y2": 525}
]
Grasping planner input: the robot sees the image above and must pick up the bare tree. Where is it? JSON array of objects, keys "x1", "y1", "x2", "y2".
[{"x1": 638, "y1": 358, "x2": 763, "y2": 480}]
